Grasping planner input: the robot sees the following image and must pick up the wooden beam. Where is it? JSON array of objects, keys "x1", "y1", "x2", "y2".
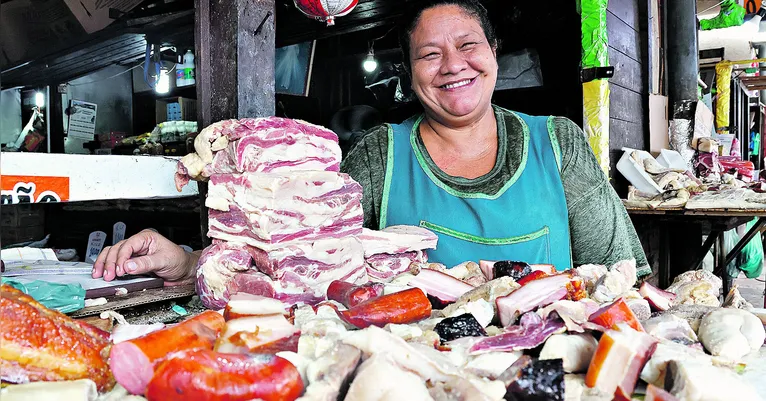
[{"x1": 194, "y1": 0, "x2": 276, "y2": 246}]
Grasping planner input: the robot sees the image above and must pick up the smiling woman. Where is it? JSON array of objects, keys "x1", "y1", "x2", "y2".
[{"x1": 340, "y1": 0, "x2": 650, "y2": 276}]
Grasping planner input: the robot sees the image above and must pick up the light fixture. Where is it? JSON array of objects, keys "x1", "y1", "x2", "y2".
[
  {"x1": 35, "y1": 92, "x2": 45, "y2": 108},
  {"x1": 362, "y1": 50, "x2": 378, "y2": 73},
  {"x1": 155, "y1": 68, "x2": 170, "y2": 94}
]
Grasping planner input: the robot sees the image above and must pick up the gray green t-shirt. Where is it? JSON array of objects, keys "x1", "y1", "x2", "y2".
[{"x1": 340, "y1": 106, "x2": 650, "y2": 277}]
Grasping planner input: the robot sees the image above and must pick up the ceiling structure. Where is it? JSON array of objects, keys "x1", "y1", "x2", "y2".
[{"x1": 1, "y1": 0, "x2": 450, "y2": 89}]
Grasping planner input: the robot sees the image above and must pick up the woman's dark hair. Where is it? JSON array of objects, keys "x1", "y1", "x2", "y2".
[{"x1": 398, "y1": 0, "x2": 499, "y2": 73}]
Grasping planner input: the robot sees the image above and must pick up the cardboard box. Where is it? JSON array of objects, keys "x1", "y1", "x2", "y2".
[{"x1": 156, "y1": 97, "x2": 196, "y2": 124}]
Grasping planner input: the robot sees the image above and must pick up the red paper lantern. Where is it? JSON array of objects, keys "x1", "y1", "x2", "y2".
[{"x1": 293, "y1": 0, "x2": 359, "y2": 26}]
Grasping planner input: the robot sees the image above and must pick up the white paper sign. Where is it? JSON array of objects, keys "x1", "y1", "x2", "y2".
[
  {"x1": 67, "y1": 99, "x2": 98, "y2": 140},
  {"x1": 85, "y1": 231, "x2": 107, "y2": 263},
  {"x1": 113, "y1": 222, "x2": 126, "y2": 245}
]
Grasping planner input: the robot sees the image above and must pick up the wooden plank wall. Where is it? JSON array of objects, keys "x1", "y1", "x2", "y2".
[{"x1": 607, "y1": 0, "x2": 649, "y2": 195}]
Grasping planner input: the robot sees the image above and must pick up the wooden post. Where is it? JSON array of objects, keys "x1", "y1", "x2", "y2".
[{"x1": 194, "y1": 0, "x2": 276, "y2": 246}]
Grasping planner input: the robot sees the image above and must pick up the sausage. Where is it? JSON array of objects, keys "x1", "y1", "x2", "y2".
[
  {"x1": 109, "y1": 310, "x2": 225, "y2": 395},
  {"x1": 326, "y1": 280, "x2": 384, "y2": 308},
  {"x1": 334, "y1": 288, "x2": 432, "y2": 329},
  {"x1": 145, "y1": 350, "x2": 303, "y2": 401}
]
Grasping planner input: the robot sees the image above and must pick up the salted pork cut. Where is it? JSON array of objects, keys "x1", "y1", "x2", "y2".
[
  {"x1": 469, "y1": 312, "x2": 566, "y2": 354},
  {"x1": 358, "y1": 226, "x2": 438, "y2": 281},
  {"x1": 496, "y1": 274, "x2": 580, "y2": 326},
  {"x1": 206, "y1": 172, "x2": 363, "y2": 249},
  {"x1": 697, "y1": 308, "x2": 766, "y2": 360},
  {"x1": 585, "y1": 323, "x2": 657, "y2": 398},
  {"x1": 539, "y1": 333, "x2": 598, "y2": 373},
  {"x1": 176, "y1": 117, "x2": 342, "y2": 189},
  {"x1": 664, "y1": 360, "x2": 763, "y2": 401},
  {"x1": 343, "y1": 354, "x2": 432, "y2": 401},
  {"x1": 195, "y1": 239, "x2": 365, "y2": 309},
  {"x1": 298, "y1": 343, "x2": 361, "y2": 401}
]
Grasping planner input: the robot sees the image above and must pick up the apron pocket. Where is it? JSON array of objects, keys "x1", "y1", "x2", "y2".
[{"x1": 419, "y1": 221, "x2": 551, "y2": 263}]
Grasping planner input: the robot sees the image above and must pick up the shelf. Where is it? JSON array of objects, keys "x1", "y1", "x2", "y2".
[{"x1": 0, "y1": 152, "x2": 198, "y2": 204}]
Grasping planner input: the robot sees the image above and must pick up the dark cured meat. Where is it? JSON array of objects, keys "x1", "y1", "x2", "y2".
[
  {"x1": 333, "y1": 288, "x2": 432, "y2": 329},
  {"x1": 326, "y1": 280, "x2": 384, "y2": 308},
  {"x1": 499, "y1": 355, "x2": 565, "y2": 401},
  {"x1": 145, "y1": 350, "x2": 303, "y2": 401},
  {"x1": 493, "y1": 261, "x2": 532, "y2": 282},
  {"x1": 434, "y1": 313, "x2": 487, "y2": 343},
  {"x1": 109, "y1": 311, "x2": 225, "y2": 395},
  {"x1": 428, "y1": 294, "x2": 452, "y2": 310}
]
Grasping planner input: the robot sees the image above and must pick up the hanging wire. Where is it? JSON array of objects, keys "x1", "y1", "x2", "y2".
[
  {"x1": 697, "y1": 1, "x2": 725, "y2": 16},
  {"x1": 67, "y1": 63, "x2": 144, "y2": 87},
  {"x1": 66, "y1": 62, "x2": 174, "y2": 87}
]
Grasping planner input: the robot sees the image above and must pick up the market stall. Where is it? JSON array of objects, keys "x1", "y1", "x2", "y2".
[{"x1": 3, "y1": 1, "x2": 766, "y2": 401}]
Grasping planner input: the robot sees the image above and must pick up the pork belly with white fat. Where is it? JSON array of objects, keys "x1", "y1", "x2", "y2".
[
  {"x1": 496, "y1": 274, "x2": 584, "y2": 327},
  {"x1": 358, "y1": 226, "x2": 438, "y2": 281},
  {"x1": 206, "y1": 172, "x2": 363, "y2": 248},
  {"x1": 176, "y1": 117, "x2": 342, "y2": 189},
  {"x1": 195, "y1": 239, "x2": 365, "y2": 309},
  {"x1": 585, "y1": 323, "x2": 657, "y2": 398}
]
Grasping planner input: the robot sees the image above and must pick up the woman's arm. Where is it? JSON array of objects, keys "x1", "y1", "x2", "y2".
[{"x1": 553, "y1": 117, "x2": 651, "y2": 277}]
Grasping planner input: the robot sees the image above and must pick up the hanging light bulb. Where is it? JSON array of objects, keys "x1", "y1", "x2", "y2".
[
  {"x1": 362, "y1": 50, "x2": 378, "y2": 73},
  {"x1": 35, "y1": 92, "x2": 45, "y2": 108},
  {"x1": 155, "y1": 68, "x2": 170, "y2": 94}
]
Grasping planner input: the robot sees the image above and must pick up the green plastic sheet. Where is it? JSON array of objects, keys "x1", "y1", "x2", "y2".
[
  {"x1": 2, "y1": 277, "x2": 85, "y2": 313},
  {"x1": 736, "y1": 218, "x2": 764, "y2": 279},
  {"x1": 700, "y1": 0, "x2": 745, "y2": 31},
  {"x1": 581, "y1": 0, "x2": 609, "y2": 68}
]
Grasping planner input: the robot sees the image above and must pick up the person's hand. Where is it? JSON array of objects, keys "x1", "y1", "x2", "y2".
[{"x1": 91, "y1": 229, "x2": 199, "y2": 286}]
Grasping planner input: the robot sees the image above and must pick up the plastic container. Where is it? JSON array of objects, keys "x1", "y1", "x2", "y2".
[
  {"x1": 175, "y1": 54, "x2": 185, "y2": 87},
  {"x1": 616, "y1": 148, "x2": 663, "y2": 195},
  {"x1": 183, "y1": 50, "x2": 195, "y2": 86},
  {"x1": 656, "y1": 149, "x2": 687, "y2": 171}
]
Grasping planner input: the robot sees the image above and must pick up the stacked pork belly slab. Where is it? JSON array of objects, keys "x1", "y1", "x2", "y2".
[{"x1": 176, "y1": 117, "x2": 437, "y2": 309}]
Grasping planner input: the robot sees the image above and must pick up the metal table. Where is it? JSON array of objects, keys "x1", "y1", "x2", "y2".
[{"x1": 627, "y1": 207, "x2": 766, "y2": 300}]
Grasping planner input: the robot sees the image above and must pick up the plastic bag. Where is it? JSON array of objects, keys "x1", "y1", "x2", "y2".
[
  {"x1": 724, "y1": 229, "x2": 740, "y2": 279},
  {"x1": 700, "y1": 0, "x2": 745, "y2": 30},
  {"x1": 737, "y1": 218, "x2": 764, "y2": 279},
  {"x1": 1, "y1": 277, "x2": 85, "y2": 313}
]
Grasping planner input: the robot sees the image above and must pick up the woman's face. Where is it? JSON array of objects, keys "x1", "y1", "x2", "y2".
[{"x1": 409, "y1": 5, "x2": 498, "y2": 126}]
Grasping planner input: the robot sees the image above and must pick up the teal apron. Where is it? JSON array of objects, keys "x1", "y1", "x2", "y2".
[{"x1": 380, "y1": 108, "x2": 572, "y2": 271}]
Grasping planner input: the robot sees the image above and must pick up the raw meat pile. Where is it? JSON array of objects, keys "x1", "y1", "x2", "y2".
[
  {"x1": 5, "y1": 258, "x2": 766, "y2": 401},
  {"x1": 176, "y1": 118, "x2": 437, "y2": 308}
]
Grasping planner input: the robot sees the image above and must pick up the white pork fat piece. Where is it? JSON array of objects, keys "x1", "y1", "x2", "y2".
[
  {"x1": 176, "y1": 117, "x2": 342, "y2": 188},
  {"x1": 639, "y1": 340, "x2": 714, "y2": 387},
  {"x1": 538, "y1": 299, "x2": 601, "y2": 333},
  {"x1": 664, "y1": 360, "x2": 763, "y2": 401},
  {"x1": 574, "y1": 264, "x2": 608, "y2": 294},
  {"x1": 298, "y1": 343, "x2": 362, "y2": 401},
  {"x1": 343, "y1": 354, "x2": 432, "y2": 401},
  {"x1": 540, "y1": 333, "x2": 598, "y2": 373},
  {"x1": 641, "y1": 315, "x2": 699, "y2": 346},
  {"x1": 697, "y1": 308, "x2": 766, "y2": 360},
  {"x1": 206, "y1": 172, "x2": 363, "y2": 249}
]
